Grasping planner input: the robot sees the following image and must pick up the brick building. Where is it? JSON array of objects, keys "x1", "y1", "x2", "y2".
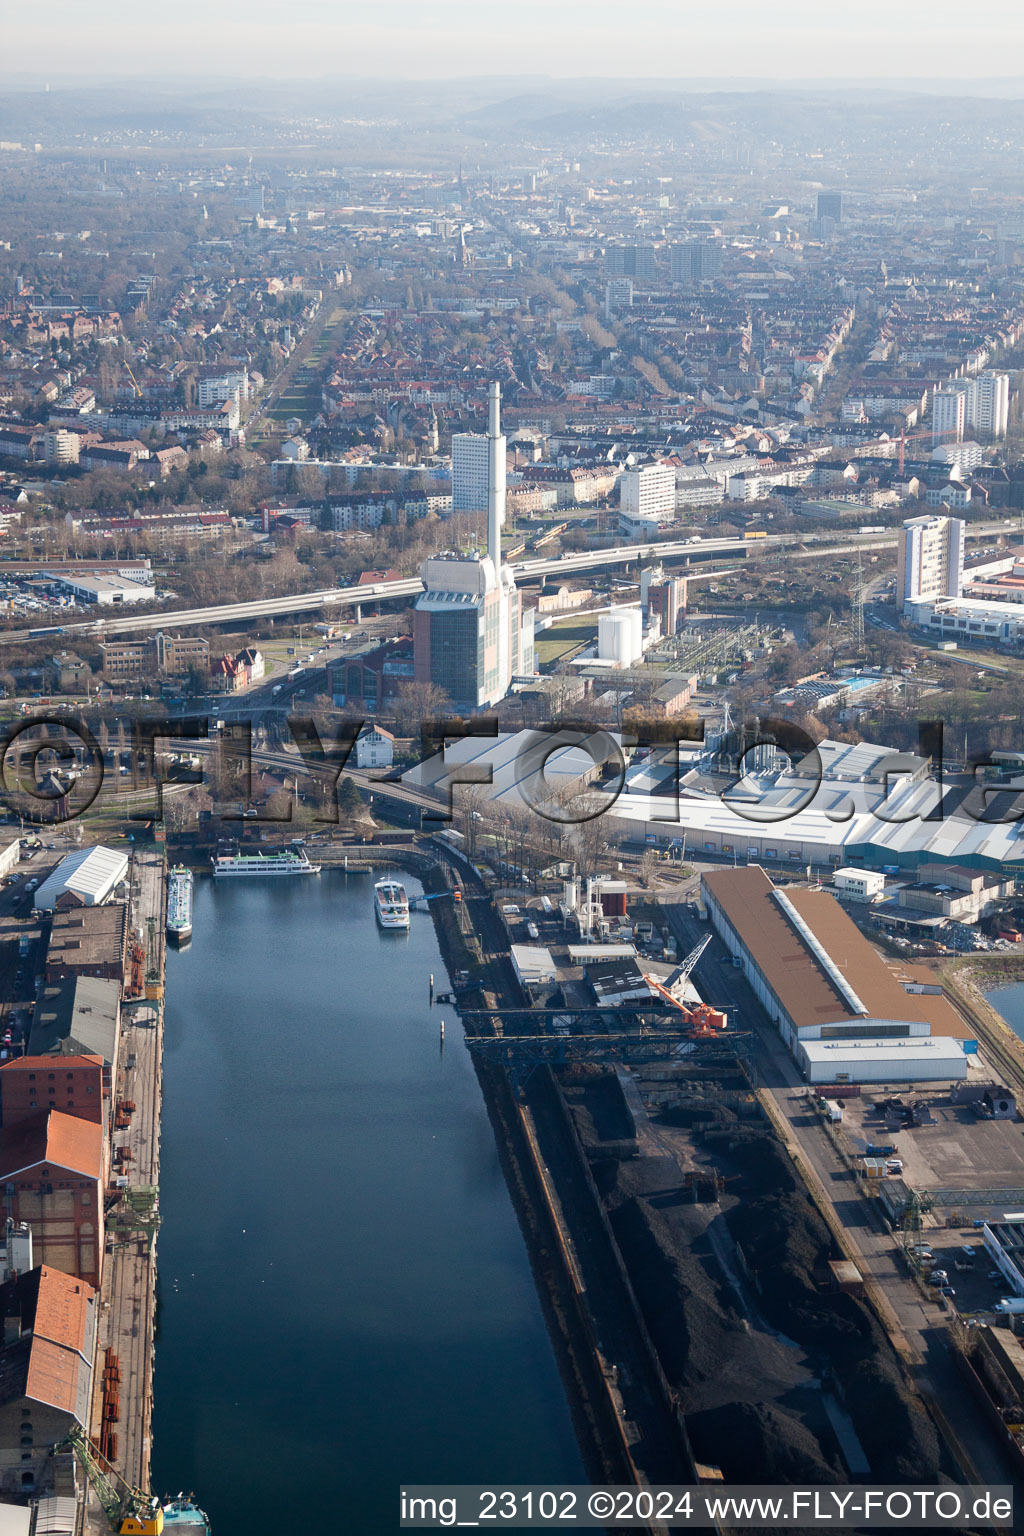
[
  {"x1": 0, "y1": 1266, "x2": 97, "y2": 1500},
  {"x1": 0, "y1": 1112, "x2": 105, "y2": 1287},
  {"x1": 0, "y1": 1055, "x2": 108, "y2": 1136}
]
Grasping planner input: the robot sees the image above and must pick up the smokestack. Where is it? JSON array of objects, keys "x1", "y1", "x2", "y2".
[{"x1": 487, "y1": 381, "x2": 505, "y2": 578}]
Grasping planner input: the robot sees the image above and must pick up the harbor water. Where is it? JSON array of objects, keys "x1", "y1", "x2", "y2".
[
  {"x1": 153, "y1": 867, "x2": 586, "y2": 1533},
  {"x1": 986, "y1": 981, "x2": 1024, "y2": 1043}
]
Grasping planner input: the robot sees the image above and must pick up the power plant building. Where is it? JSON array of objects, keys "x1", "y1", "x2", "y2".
[{"x1": 414, "y1": 384, "x2": 531, "y2": 709}]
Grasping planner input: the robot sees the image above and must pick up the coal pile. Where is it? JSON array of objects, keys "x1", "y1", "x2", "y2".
[
  {"x1": 563, "y1": 1066, "x2": 637, "y2": 1159},
  {"x1": 593, "y1": 1093, "x2": 945, "y2": 1485}
]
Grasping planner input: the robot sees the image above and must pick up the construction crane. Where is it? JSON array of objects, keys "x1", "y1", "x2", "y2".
[
  {"x1": 54, "y1": 1425, "x2": 163, "y2": 1534},
  {"x1": 122, "y1": 358, "x2": 143, "y2": 400}
]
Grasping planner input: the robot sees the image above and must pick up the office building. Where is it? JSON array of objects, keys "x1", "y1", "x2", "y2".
[
  {"x1": 897, "y1": 514, "x2": 965, "y2": 607},
  {"x1": 619, "y1": 463, "x2": 676, "y2": 523},
  {"x1": 816, "y1": 191, "x2": 844, "y2": 222},
  {"x1": 414, "y1": 383, "x2": 528, "y2": 710},
  {"x1": 671, "y1": 242, "x2": 722, "y2": 282}
]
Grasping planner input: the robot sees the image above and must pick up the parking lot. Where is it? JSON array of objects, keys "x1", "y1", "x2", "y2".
[
  {"x1": 840, "y1": 1088, "x2": 1024, "y2": 1203},
  {"x1": 904, "y1": 1234, "x2": 1014, "y2": 1314}
]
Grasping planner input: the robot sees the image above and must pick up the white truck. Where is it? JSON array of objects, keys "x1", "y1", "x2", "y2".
[{"x1": 993, "y1": 1297, "x2": 1024, "y2": 1314}]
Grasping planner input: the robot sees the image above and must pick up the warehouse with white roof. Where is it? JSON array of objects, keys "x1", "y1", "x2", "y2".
[{"x1": 33, "y1": 845, "x2": 130, "y2": 911}]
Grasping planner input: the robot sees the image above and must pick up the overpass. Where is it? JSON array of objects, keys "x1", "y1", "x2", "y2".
[{"x1": 9, "y1": 536, "x2": 781, "y2": 643}]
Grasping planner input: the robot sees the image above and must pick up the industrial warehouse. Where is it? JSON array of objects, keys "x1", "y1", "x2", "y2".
[{"x1": 702, "y1": 865, "x2": 974, "y2": 1084}]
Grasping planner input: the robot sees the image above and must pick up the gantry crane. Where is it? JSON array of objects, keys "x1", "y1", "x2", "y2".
[{"x1": 54, "y1": 1425, "x2": 164, "y2": 1534}]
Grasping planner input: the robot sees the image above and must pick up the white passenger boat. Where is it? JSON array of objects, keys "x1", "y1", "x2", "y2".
[
  {"x1": 374, "y1": 878, "x2": 410, "y2": 929},
  {"x1": 212, "y1": 848, "x2": 321, "y2": 877}
]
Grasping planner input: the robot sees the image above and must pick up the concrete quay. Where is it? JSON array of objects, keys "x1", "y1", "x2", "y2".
[{"x1": 84, "y1": 848, "x2": 166, "y2": 1529}]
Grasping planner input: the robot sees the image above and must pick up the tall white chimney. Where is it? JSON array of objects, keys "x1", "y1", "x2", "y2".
[{"x1": 487, "y1": 380, "x2": 505, "y2": 577}]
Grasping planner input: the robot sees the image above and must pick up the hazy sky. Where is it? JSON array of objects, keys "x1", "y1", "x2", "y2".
[{"x1": 12, "y1": 0, "x2": 1024, "y2": 81}]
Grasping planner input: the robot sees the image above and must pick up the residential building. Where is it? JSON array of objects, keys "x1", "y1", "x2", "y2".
[
  {"x1": 671, "y1": 242, "x2": 722, "y2": 282},
  {"x1": 897, "y1": 514, "x2": 965, "y2": 607},
  {"x1": 932, "y1": 385, "x2": 967, "y2": 446},
  {"x1": 970, "y1": 370, "x2": 1010, "y2": 439},
  {"x1": 605, "y1": 277, "x2": 633, "y2": 317},
  {"x1": 619, "y1": 464, "x2": 676, "y2": 522},
  {"x1": 42, "y1": 429, "x2": 80, "y2": 466},
  {"x1": 605, "y1": 244, "x2": 656, "y2": 280},
  {"x1": 196, "y1": 370, "x2": 249, "y2": 409},
  {"x1": 355, "y1": 725, "x2": 395, "y2": 770},
  {"x1": 0, "y1": 1266, "x2": 97, "y2": 1500},
  {"x1": 451, "y1": 431, "x2": 493, "y2": 514}
]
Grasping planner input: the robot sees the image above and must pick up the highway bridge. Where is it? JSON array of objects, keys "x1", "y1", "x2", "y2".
[
  {"x1": 6, "y1": 516, "x2": 1016, "y2": 646},
  {"x1": 6, "y1": 534, "x2": 788, "y2": 643}
]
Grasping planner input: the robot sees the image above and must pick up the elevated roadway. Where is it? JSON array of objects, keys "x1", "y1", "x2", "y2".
[{"x1": 6, "y1": 517, "x2": 1011, "y2": 645}]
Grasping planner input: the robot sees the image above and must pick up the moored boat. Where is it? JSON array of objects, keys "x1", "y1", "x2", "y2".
[
  {"x1": 374, "y1": 878, "x2": 410, "y2": 929},
  {"x1": 212, "y1": 848, "x2": 320, "y2": 877},
  {"x1": 166, "y1": 866, "x2": 194, "y2": 944},
  {"x1": 162, "y1": 1496, "x2": 211, "y2": 1534}
]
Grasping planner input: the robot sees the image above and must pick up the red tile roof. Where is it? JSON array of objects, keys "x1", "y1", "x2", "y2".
[{"x1": 0, "y1": 1109, "x2": 103, "y2": 1181}]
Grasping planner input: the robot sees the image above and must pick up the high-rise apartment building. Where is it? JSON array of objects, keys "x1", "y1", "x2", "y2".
[
  {"x1": 604, "y1": 244, "x2": 656, "y2": 280},
  {"x1": 451, "y1": 431, "x2": 492, "y2": 513},
  {"x1": 932, "y1": 371, "x2": 1010, "y2": 445},
  {"x1": 415, "y1": 384, "x2": 531, "y2": 710},
  {"x1": 932, "y1": 385, "x2": 967, "y2": 446},
  {"x1": 671, "y1": 242, "x2": 722, "y2": 282},
  {"x1": 898, "y1": 515, "x2": 965, "y2": 608},
  {"x1": 619, "y1": 464, "x2": 677, "y2": 523},
  {"x1": 970, "y1": 370, "x2": 1010, "y2": 438}
]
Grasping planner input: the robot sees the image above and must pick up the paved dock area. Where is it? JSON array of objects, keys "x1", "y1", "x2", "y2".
[{"x1": 85, "y1": 848, "x2": 165, "y2": 1527}]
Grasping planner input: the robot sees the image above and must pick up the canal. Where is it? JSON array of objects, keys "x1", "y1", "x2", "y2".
[{"x1": 153, "y1": 867, "x2": 586, "y2": 1533}]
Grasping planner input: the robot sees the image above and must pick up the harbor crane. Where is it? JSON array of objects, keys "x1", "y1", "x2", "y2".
[
  {"x1": 660, "y1": 933, "x2": 712, "y2": 1001},
  {"x1": 54, "y1": 1425, "x2": 164, "y2": 1535}
]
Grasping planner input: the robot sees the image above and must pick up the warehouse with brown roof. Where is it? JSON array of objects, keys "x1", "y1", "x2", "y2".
[{"x1": 701, "y1": 865, "x2": 970, "y2": 1083}]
